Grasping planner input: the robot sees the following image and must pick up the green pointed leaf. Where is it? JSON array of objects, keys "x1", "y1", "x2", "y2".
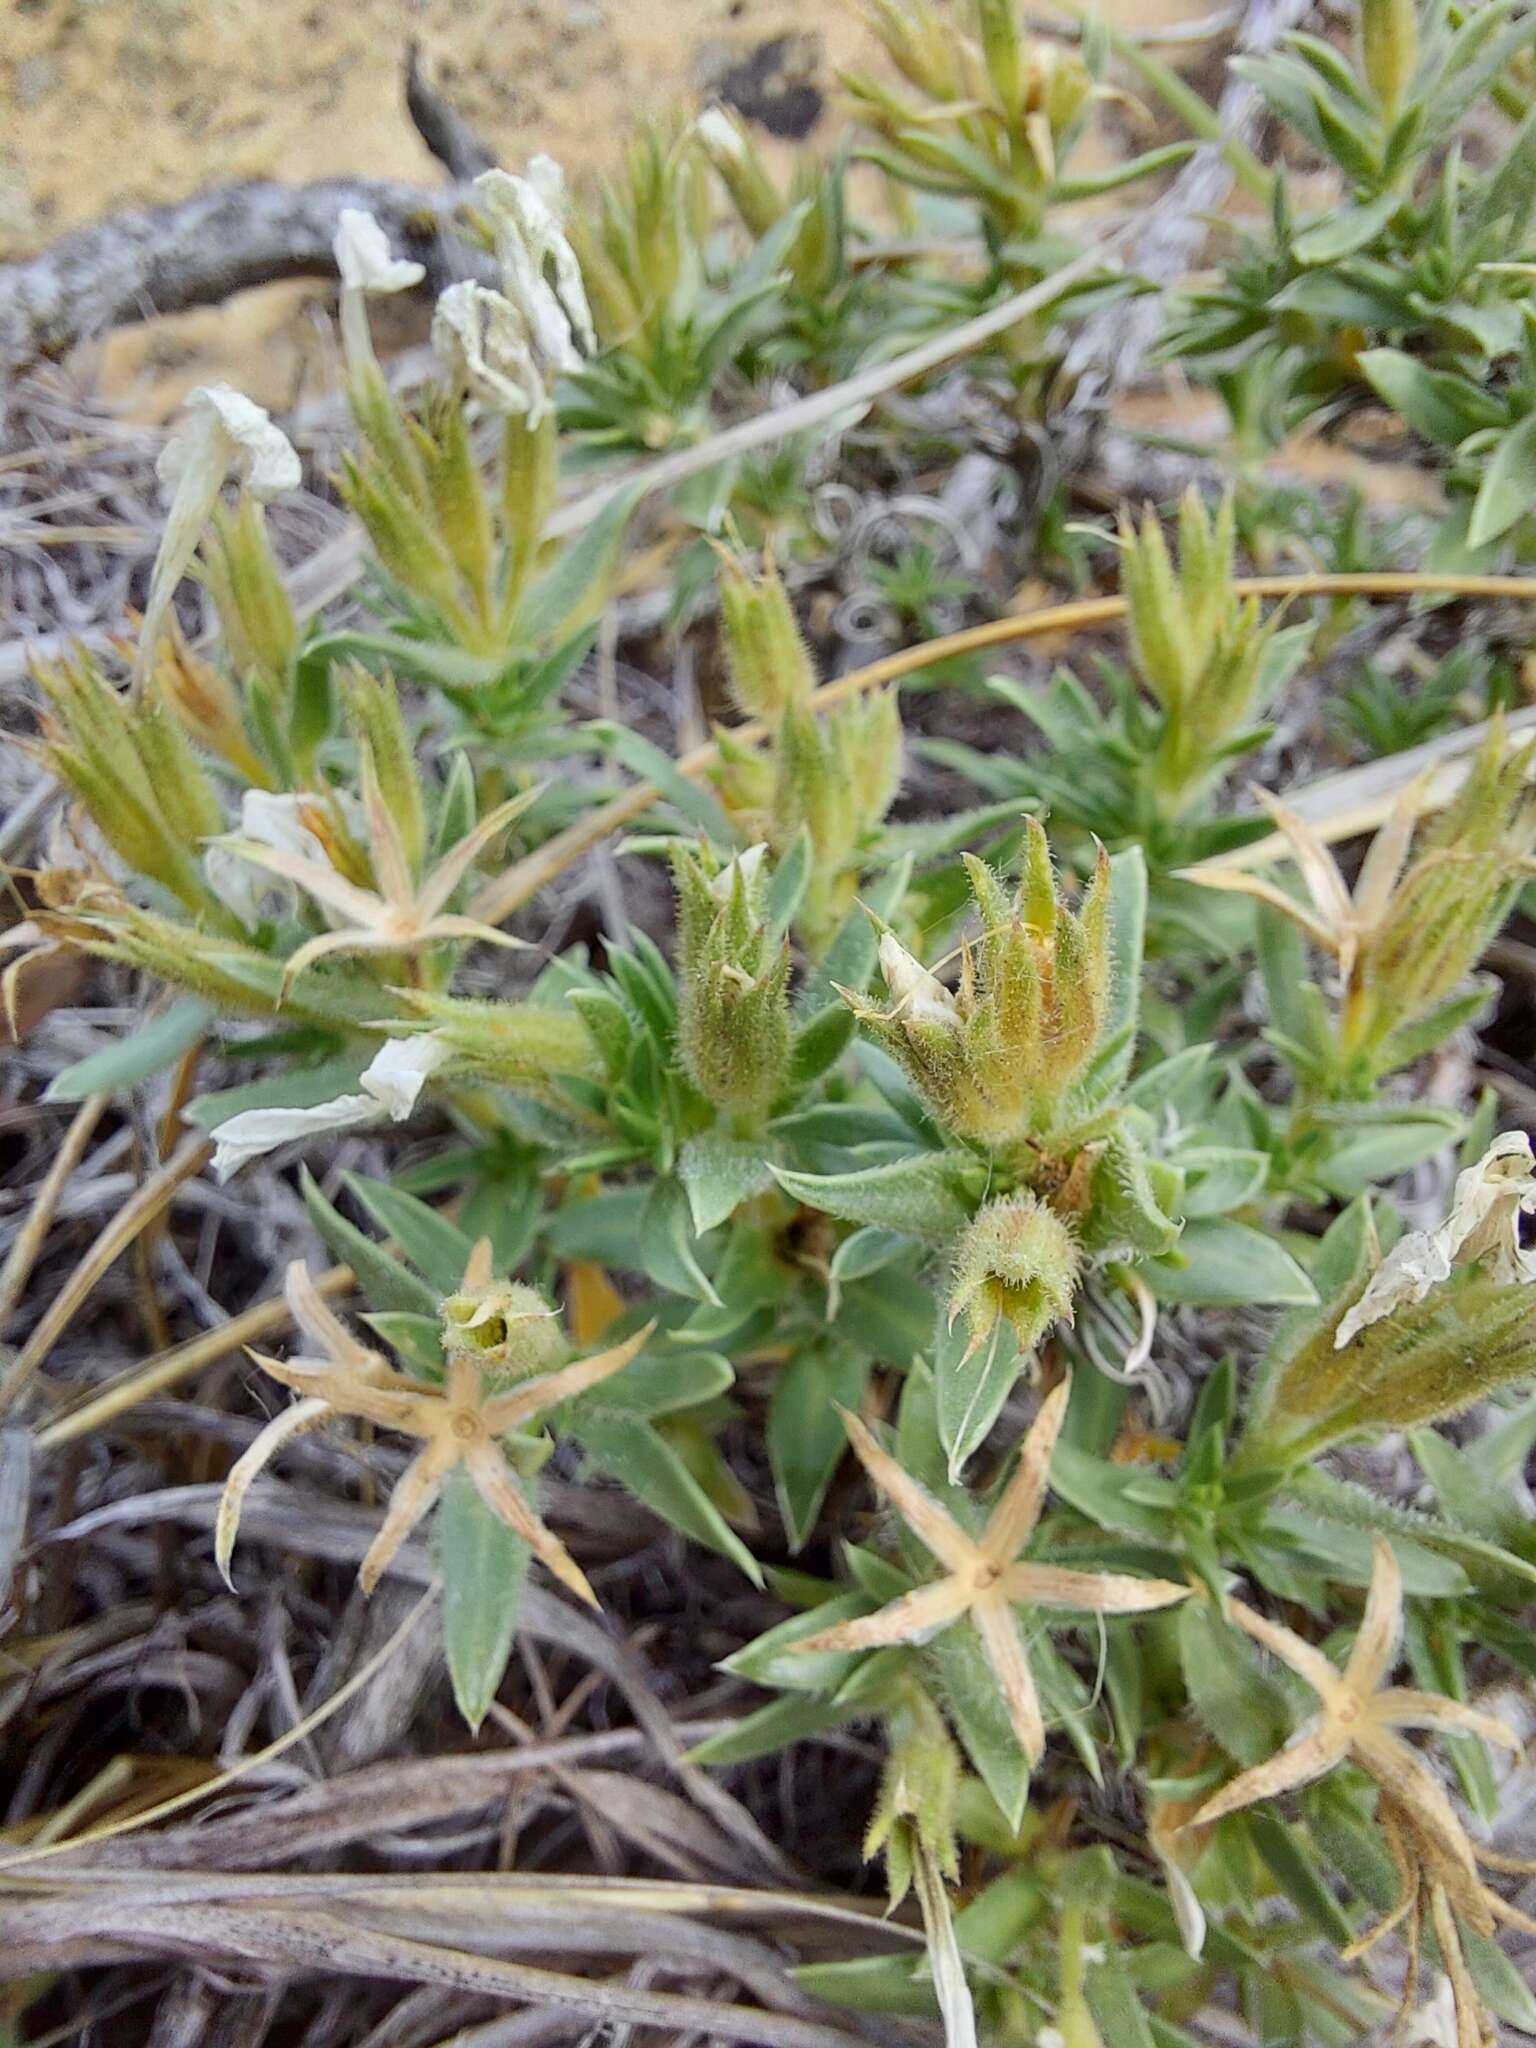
[
  {"x1": 678, "y1": 1132, "x2": 774, "y2": 1237},
  {"x1": 575, "y1": 1409, "x2": 761, "y2": 1582},
  {"x1": 1084, "y1": 1949, "x2": 1158, "y2": 2048},
  {"x1": 1148, "y1": 1218, "x2": 1316, "y2": 1307},
  {"x1": 45, "y1": 998, "x2": 213, "y2": 1102},
  {"x1": 1246, "y1": 1810, "x2": 1356, "y2": 1946},
  {"x1": 436, "y1": 1468, "x2": 529, "y2": 1732},
  {"x1": 935, "y1": 1313, "x2": 1022, "y2": 1481},
  {"x1": 1357, "y1": 347, "x2": 1504, "y2": 448},
  {"x1": 1292, "y1": 190, "x2": 1402, "y2": 265},
  {"x1": 1469, "y1": 409, "x2": 1536, "y2": 549},
  {"x1": 342, "y1": 1173, "x2": 476, "y2": 1297},
  {"x1": 765, "y1": 827, "x2": 814, "y2": 938},
  {"x1": 300, "y1": 1167, "x2": 439, "y2": 1319},
  {"x1": 721, "y1": 1591, "x2": 877, "y2": 1692},
  {"x1": 685, "y1": 1692, "x2": 859, "y2": 1766},
  {"x1": 637, "y1": 1178, "x2": 719, "y2": 1303},
  {"x1": 768, "y1": 1344, "x2": 869, "y2": 1551},
  {"x1": 927, "y1": 1614, "x2": 1032, "y2": 1830},
  {"x1": 518, "y1": 479, "x2": 645, "y2": 643},
  {"x1": 1078, "y1": 845, "x2": 1147, "y2": 1104},
  {"x1": 770, "y1": 1154, "x2": 969, "y2": 1242}
]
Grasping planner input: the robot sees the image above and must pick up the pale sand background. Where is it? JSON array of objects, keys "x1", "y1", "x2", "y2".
[{"x1": 0, "y1": 0, "x2": 1210, "y2": 416}]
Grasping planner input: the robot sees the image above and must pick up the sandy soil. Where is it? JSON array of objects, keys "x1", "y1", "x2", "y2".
[
  {"x1": 2, "y1": 0, "x2": 1218, "y2": 415},
  {"x1": 1, "y1": 0, "x2": 876, "y2": 412}
]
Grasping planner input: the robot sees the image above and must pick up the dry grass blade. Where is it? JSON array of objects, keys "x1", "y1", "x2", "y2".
[
  {"x1": 1190, "y1": 699, "x2": 1536, "y2": 873},
  {"x1": 0, "y1": 1586, "x2": 438, "y2": 1873},
  {"x1": 471, "y1": 572, "x2": 1536, "y2": 924},
  {"x1": 39, "y1": 1474, "x2": 799, "y2": 1879},
  {"x1": 0, "y1": 1131, "x2": 213, "y2": 1418},
  {"x1": 30, "y1": 1263, "x2": 355, "y2": 1451},
  {"x1": 0, "y1": 1870, "x2": 921, "y2": 1948},
  {"x1": 0, "y1": 1091, "x2": 108, "y2": 1327},
  {"x1": 0, "y1": 1900, "x2": 882, "y2": 2048}
]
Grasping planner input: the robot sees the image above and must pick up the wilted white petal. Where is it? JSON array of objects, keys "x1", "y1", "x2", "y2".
[
  {"x1": 1440, "y1": 1130, "x2": 1536, "y2": 1283},
  {"x1": 333, "y1": 208, "x2": 426, "y2": 294},
  {"x1": 202, "y1": 791, "x2": 359, "y2": 931},
  {"x1": 707, "y1": 842, "x2": 769, "y2": 903},
  {"x1": 1335, "y1": 1228, "x2": 1452, "y2": 1348},
  {"x1": 138, "y1": 387, "x2": 298, "y2": 694},
  {"x1": 1402, "y1": 1975, "x2": 1459, "y2": 2048},
  {"x1": 879, "y1": 932, "x2": 960, "y2": 1028},
  {"x1": 474, "y1": 164, "x2": 594, "y2": 368},
  {"x1": 524, "y1": 153, "x2": 567, "y2": 213},
  {"x1": 432, "y1": 281, "x2": 545, "y2": 419},
  {"x1": 1336, "y1": 1130, "x2": 1536, "y2": 1347},
  {"x1": 359, "y1": 1032, "x2": 451, "y2": 1118},
  {"x1": 695, "y1": 106, "x2": 748, "y2": 160},
  {"x1": 157, "y1": 385, "x2": 300, "y2": 504},
  {"x1": 211, "y1": 1094, "x2": 380, "y2": 1179},
  {"x1": 1152, "y1": 1839, "x2": 1206, "y2": 1959},
  {"x1": 203, "y1": 841, "x2": 281, "y2": 929}
]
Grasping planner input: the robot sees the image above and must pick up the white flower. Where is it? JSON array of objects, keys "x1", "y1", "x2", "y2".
[
  {"x1": 202, "y1": 790, "x2": 365, "y2": 930},
  {"x1": 359, "y1": 1033, "x2": 450, "y2": 1118},
  {"x1": 333, "y1": 208, "x2": 425, "y2": 295},
  {"x1": 524, "y1": 153, "x2": 568, "y2": 213},
  {"x1": 695, "y1": 107, "x2": 748, "y2": 160},
  {"x1": 473, "y1": 163, "x2": 594, "y2": 370},
  {"x1": 136, "y1": 386, "x2": 299, "y2": 695},
  {"x1": 210, "y1": 1033, "x2": 450, "y2": 1179},
  {"x1": 157, "y1": 386, "x2": 301, "y2": 504},
  {"x1": 1402, "y1": 1975, "x2": 1458, "y2": 2048},
  {"x1": 432, "y1": 280, "x2": 546, "y2": 419},
  {"x1": 879, "y1": 932, "x2": 960, "y2": 1029},
  {"x1": 333, "y1": 208, "x2": 425, "y2": 383},
  {"x1": 706, "y1": 842, "x2": 768, "y2": 904},
  {"x1": 1336, "y1": 1130, "x2": 1536, "y2": 1347}
]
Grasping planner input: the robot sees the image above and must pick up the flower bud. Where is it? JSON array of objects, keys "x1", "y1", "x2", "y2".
[
  {"x1": 441, "y1": 1268, "x2": 565, "y2": 1390},
  {"x1": 717, "y1": 550, "x2": 816, "y2": 723},
  {"x1": 394, "y1": 987, "x2": 597, "y2": 1093},
  {"x1": 34, "y1": 650, "x2": 226, "y2": 918},
  {"x1": 976, "y1": 0, "x2": 1026, "y2": 119},
  {"x1": 199, "y1": 495, "x2": 298, "y2": 695},
  {"x1": 338, "y1": 665, "x2": 427, "y2": 880},
  {"x1": 949, "y1": 1192, "x2": 1080, "y2": 1355},
  {"x1": 1075, "y1": 1121, "x2": 1183, "y2": 1261},
  {"x1": 773, "y1": 693, "x2": 902, "y2": 953},
  {"x1": 672, "y1": 843, "x2": 792, "y2": 1124},
  {"x1": 151, "y1": 622, "x2": 272, "y2": 788},
  {"x1": 503, "y1": 409, "x2": 557, "y2": 608},
  {"x1": 1357, "y1": 724, "x2": 1536, "y2": 1061},
  {"x1": 693, "y1": 107, "x2": 785, "y2": 239},
  {"x1": 866, "y1": 1686, "x2": 960, "y2": 1907},
  {"x1": 1361, "y1": 0, "x2": 1418, "y2": 120},
  {"x1": 846, "y1": 822, "x2": 1111, "y2": 1149}
]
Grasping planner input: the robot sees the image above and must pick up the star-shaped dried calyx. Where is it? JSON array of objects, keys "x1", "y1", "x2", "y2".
[
  {"x1": 1181, "y1": 774, "x2": 1427, "y2": 984},
  {"x1": 794, "y1": 1376, "x2": 1190, "y2": 1763},
  {"x1": 1183, "y1": 728, "x2": 1536, "y2": 1071},
  {"x1": 1183, "y1": 1539, "x2": 1533, "y2": 2048},
  {"x1": 224, "y1": 748, "x2": 536, "y2": 997},
  {"x1": 220, "y1": 1253, "x2": 651, "y2": 1599}
]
